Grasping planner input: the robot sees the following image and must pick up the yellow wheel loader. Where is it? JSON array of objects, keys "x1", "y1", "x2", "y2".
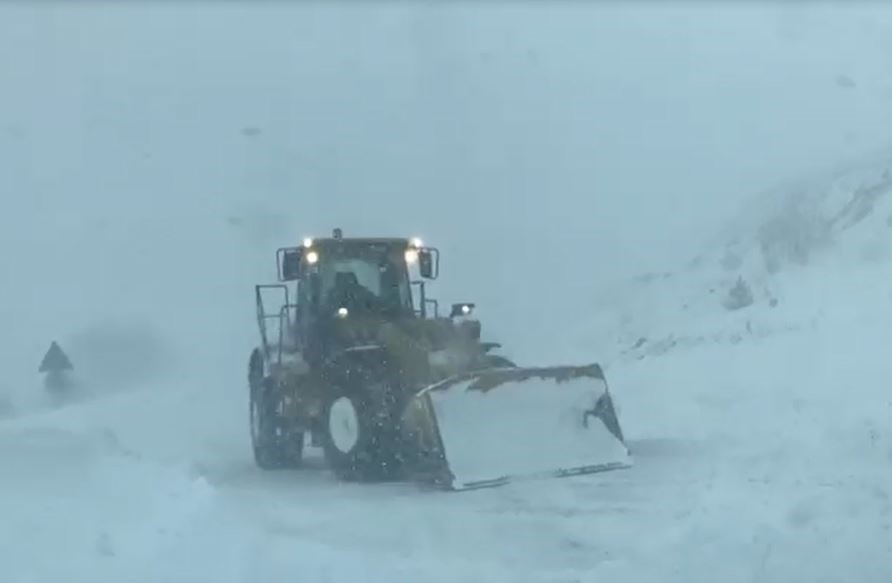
[{"x1": 248, "y1": 229, "x2": 631, "y2": 490}]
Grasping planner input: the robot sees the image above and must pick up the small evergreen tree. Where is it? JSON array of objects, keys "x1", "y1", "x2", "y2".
[{"x1": 723, "y1": 276, "x2": 754, "y2": 311}]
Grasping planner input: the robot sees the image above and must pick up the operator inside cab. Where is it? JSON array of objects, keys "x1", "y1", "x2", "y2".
[
  {"x1": 318, "y1": 245, "x2": 412, "y2": 319},
  {"x1": 326, "y1": 271, "x2": 380, "y2": 313}
]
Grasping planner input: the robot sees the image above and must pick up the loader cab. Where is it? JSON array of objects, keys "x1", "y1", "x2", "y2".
[
  {"x1": 298, "y1": 238, "x2": 415, "y2": 321},
  {"x1": 257, "y1": 232, "x2": 440, "y2": 365}
]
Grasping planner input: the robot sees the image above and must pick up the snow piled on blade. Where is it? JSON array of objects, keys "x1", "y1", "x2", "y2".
[{"x1": 427, "y1": 371, "x2": 631, "y2": 489}]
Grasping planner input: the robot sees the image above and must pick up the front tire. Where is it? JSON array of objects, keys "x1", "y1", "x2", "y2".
[{"x1": 320, "y1": 378, "x2": 403, "y2": 482}]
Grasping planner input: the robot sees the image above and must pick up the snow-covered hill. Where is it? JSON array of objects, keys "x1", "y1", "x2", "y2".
[{"x1": 583, "y1": 154, "x2": 892, "y2": 361}]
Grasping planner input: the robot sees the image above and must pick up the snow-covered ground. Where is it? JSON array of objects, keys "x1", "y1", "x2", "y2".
[
  {"x1": 5, "y1": 4, "x2": 892, "y2": 582},
  {"x1": 3, "y1": 158, "x2": 892, "y2": 582}
]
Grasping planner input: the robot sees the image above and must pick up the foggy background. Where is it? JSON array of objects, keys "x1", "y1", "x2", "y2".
[{"x1": 3, "y1": 1, "x2": 892, "y2": 389}]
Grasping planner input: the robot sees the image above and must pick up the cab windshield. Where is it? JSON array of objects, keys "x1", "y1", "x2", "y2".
[{"x1": 316, "y1": 243, "x2": 413, "y2": 317}]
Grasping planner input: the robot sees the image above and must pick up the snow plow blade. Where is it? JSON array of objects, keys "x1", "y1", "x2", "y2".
[{"x1": 403, "y1": 363, "x2": 631, "y2": 490}]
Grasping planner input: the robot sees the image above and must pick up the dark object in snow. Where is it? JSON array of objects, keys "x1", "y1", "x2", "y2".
[
  {"x1": 835, "y1": 74, "x2": 856, "y2": 89},
  {"x1": 620, "y1": 337, "x2": 647, "y2": 356},
  {"x1": 722, "y1": 277, "x2": 754, "y2": 311},
  {"x1": 758, "y1": 201, "x2": 832, "y2": 273},
  {"x1": 39, "y1": 341, "x2": 73, "y2": 373},
  {"x1": 39, "y1": 341, "x2": 75, "y2": 394}
]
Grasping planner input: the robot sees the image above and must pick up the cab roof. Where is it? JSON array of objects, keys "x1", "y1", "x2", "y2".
[{"x1": 310, "y1": 237, "x2": 411, "y2": 247}]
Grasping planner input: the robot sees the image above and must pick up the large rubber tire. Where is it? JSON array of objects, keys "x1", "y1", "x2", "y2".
[
  {"x1": 249, "y1": 350, "x2": 303, "y2": 470},
  {"x1": 320, "y1": 374, "x2": 404, "y2": 482}
]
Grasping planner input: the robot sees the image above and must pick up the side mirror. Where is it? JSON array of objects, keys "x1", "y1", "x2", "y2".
[
  {"x1": 419, "y1": 248, "x2": 438, "y2": 279},
  {"x1": 277, "y1": 247, "x2": 303, "y2": 281},
  {"x1": 450, "y1": 302, "x2": 475, "y2": 318}
]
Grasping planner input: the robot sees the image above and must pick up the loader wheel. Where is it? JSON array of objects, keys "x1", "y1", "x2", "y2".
[
  {"x1": 249, "y1": 350, "x2": 303, "y2": 470},
  {"x1": 320, "y1": 381, "x2": 403, "y2": 482}
]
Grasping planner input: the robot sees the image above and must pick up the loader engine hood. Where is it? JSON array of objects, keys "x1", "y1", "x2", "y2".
[{"x1": 329, "y1": 316, "x2": 487, "y2": 384}]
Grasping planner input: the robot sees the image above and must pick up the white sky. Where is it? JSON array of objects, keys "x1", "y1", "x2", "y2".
[{"x1": 3, "y1": 1, "x2": 892, "y2": 369}]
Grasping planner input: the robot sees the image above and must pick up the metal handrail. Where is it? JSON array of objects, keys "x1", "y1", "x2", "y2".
[{"x1": 255, "y1": 284, "x2": 290, "y2": 363}]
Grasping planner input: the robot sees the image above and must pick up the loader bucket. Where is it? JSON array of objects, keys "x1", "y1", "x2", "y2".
[{"x1": 402, "y1": 364, "x2": 632, "y2": 490}]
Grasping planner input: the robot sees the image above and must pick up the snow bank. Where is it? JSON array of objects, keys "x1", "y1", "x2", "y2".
[{"x1": 0, "y1": 422, "x2": 217, "y2": 583}]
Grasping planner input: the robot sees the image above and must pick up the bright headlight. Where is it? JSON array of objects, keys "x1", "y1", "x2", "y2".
[
  {"x1": 405, "y1": 249, "x2": 419, "y2": 264},
  {"x1": 306, "y1": 251, "x2": 319, "y2": 264},
  {"x1": 337, "y1": 307, "x2": 349, "y2": 318},
  {"x1": 410, "y1": 237, "x2": 423, "y2": 248},
  {"x1": 302, "y1": 237, "x2": 313, "y2": 248}
]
